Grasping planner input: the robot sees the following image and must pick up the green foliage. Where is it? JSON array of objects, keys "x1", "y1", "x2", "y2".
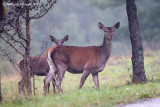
[{"x1": 139, "y1": 93, "x2": 151, "y2": 99}]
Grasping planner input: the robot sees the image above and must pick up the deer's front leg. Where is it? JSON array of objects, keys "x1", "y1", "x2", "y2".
[{"x1": 92, "y1": 72, "x2": 99, "y2": 91}]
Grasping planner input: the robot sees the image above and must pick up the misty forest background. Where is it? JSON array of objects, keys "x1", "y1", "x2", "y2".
[{"x1": 0, "y1": 0, "x2": 160, "y2": 75}]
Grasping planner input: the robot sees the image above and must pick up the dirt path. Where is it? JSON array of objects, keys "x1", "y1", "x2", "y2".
[{"x1": 121, "y1": 98, "x2": 160, "y2": 107}]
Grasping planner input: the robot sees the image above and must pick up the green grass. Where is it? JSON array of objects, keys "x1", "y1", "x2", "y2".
[{"x1": 1, "y1": 51, "x2": 160, "y2": 107}]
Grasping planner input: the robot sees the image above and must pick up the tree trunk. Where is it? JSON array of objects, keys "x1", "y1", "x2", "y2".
[
  {"x1": 0, "y1": 0, "x2": 3, "y2": 32},
  {"x1": 0, "y1": 71, "x2": 1, "y2": 103},
  {"x1": 0, "y1": 0, "x2": 3, "y2": 102},
  {"x1": 24, "y1": 0, "x2": 32, "y2": 94},
  {"x1": 126, "y1": 0, "x2": 147, "y2": 83}
]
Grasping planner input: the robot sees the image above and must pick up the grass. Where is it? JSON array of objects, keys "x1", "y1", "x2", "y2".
[{"x1": 1, "y1": 50, "x2": 160, "y2": 107}]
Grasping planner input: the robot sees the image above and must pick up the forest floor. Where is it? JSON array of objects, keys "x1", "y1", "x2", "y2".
[{"x1": 1, "y1": 50, "x2": 160, "y2": 107}]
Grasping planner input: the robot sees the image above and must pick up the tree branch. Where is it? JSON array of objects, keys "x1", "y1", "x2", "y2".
[
  {"x1": 0, "y1": 46, "x2": 21, "y2": 74},
  {"x1": 0, "y1": 36, "x2": 23, "y2": 56},
  {"x1": 14, "y1": 13, "x2": 27, "y2": 42},
  {"x1": 2, "y1": 29, "x2": 26, "y2": 48},
  {"x1": 21, "y1": 0, "x2": 56, "y2": 20}
]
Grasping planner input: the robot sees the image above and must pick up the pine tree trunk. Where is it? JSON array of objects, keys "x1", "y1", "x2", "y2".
[{"x1": 126, "y1": 0, "x2": 147, "y2": 83}]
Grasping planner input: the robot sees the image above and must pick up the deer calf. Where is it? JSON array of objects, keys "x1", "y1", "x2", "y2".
[{"x1": 18, "y1": 35, "x2": 69, "y2": 94}]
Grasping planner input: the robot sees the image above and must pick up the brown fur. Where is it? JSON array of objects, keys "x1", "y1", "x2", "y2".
[
  {"x1": 45, "y1": 46, "x2": 57, "y2": 58},
  {"x1": 44, "y1": 22, "x2": 120, "y2": 93},
  {"x1": 45, "y1": 48, "x2": 49, "y2": 58},
  {"x1": 17, "y1": 58, "x2": 23, "y2": 66},
  {"x1": 18, "y1": 56, "x2": 49, "y2": 76},
  {"x1": 52, "y1": 46, "x2": 101, "y2": 73},
  {"x1": 18, "y1": 35, "x2": 69, "y2": 94}
]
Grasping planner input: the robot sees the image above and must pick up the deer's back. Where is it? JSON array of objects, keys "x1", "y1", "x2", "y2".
[
  {"x1": 51, "y1": 45, "x2": 102, "y2": 73},
  {"x1": 18, "y1": 56, "x2": 49, "y2": 76}
]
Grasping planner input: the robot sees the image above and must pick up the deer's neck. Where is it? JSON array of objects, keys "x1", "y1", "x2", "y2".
[{"x1": 100, "y1": 37, "x2": 112, "y2": 64}]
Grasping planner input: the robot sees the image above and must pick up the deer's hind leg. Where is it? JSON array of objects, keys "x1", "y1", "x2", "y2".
[
  {"x1": 52, "y1": 79, "x2": 56, "y2": 93},
  {"x1": 79, "y1": 70, "x2": 90, "y2": 90},
  {"x1": 18, "y1": 79, "x2": 25, "y2": 95},
  {"x1": 44, "y1": 76, "x2": 56, "y2": 94},
  {"x1": 44, "y1": 73, "x2": 55, "y2": 95},
  {"x1": 55, "y1": 64, "x2": 67, "y2": 93},
  {"x1": 44, "y1": 78, "x2": 50, "y2": 93}
]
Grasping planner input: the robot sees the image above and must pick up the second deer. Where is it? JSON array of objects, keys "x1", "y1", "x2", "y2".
[{"x1": 18, "y1": 35, "x2": 69, "y2": 94}]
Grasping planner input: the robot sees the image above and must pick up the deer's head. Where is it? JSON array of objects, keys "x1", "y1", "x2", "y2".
[
  {"x1": 98, "y1": 22, "x2": 120, "y2": 41},
  {"x1": 49, "y1": 35, "x2": 69, "y2": 45}
]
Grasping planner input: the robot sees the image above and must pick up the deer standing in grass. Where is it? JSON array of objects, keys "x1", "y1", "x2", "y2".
[
  {"x1": 18, "y1": 35, "x2": 69, "y2": 94},
  {"x1": 44, "y1": 22, "x2": 120, "y2": 93}
]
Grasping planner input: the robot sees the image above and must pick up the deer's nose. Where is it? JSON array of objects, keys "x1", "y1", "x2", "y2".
[
  {"x1": 56, "y1": 40, "x2": 60, "y2": 45},
  {"x1": 110, "y1": 35, "x2": 113, "y2": 37}
]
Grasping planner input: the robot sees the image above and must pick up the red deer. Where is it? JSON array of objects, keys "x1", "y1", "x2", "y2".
[
  {"x1": 44, "y1": 22, "x2": 120, "y2": 93},
  {"x1": 18, "y1": 35, "x2": 69, "y2": 94}
]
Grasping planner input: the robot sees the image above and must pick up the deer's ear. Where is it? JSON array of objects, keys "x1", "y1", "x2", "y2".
[
  {"x1": 114, "y1": 22, "x2": 120, "y2": 29},
  {"x1": 63, "y1": 35, "x2": 69, "y2": 41},
  {"x1": 49, "y1": 35, "x2": 56, "y2": 42},
  {"x1": 98, "y1": 22, "x2": 104, "y2": 30}
]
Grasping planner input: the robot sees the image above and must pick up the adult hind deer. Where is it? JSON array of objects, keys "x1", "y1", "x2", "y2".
[
  {"x1": 18, "y1": 35, "x2": 69, "y2": 94},
  {"x1": 44, "y1": 22, "x2": 120, "y2": 93}
]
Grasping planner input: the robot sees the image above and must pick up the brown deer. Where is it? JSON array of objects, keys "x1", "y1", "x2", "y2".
[
  {"x1": 18, "y1": 35, "x2": 69, "y2": 94},
  {"x1": 44, "y1": 22, "x2": 120, "y2": 93}
]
